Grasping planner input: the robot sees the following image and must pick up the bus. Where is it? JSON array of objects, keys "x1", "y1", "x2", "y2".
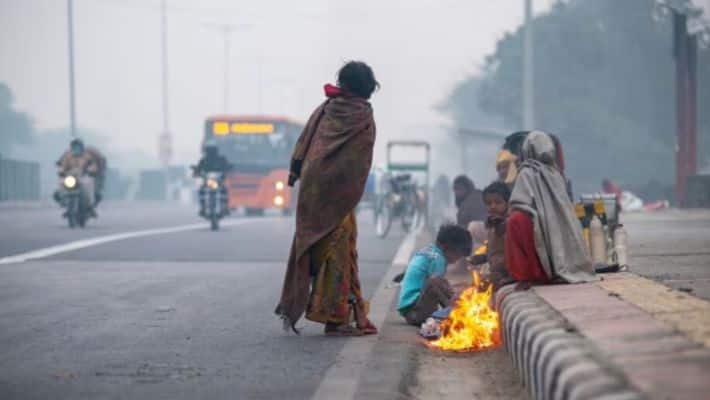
[{"x1": 203, "y1": 115, "x2": 304, "y2": 214}]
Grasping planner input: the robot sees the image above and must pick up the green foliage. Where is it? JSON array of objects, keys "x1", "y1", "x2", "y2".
[
  {"x1": 0, "y1": 83, "x2": 34, "y2": 155},
  {"x1": 444, "y1": 0, "x2": 710, "y2": 191}
]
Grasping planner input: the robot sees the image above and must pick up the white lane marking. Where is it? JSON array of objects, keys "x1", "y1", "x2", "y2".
[
  {"x1": 0, "y1": 218, "x2": 271, "y2": 265},
  {"x1": 311, "y1": 228, "x2": 422, "y2": 400}
]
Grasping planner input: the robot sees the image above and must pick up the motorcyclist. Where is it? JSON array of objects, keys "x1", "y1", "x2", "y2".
[
  {"x1": 84, "y1": 146, "x2": 107, "y2": 205},
  {"x1": 55, "y1": 139, "x2": 103, "y2": 216},
  {"x1": 194, "y1": 142, "x2": 231, "y2": 217}
]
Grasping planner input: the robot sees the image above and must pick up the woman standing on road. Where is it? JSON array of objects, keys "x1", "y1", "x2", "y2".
[{"x1": 275, "y1": 61, "x2": 379, "y2": 336}]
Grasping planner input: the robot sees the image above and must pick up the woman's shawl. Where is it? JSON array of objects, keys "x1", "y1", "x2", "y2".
[
  {"x1": 275, "y1": 96, "x2": 376, "y2": 329},
  {"x1": 509, "y1": 131, "x2": 596, "y2": 283}
]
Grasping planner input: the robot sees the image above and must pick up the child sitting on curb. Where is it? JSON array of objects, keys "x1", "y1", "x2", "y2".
[
  {"x1": 482, "y1": 181, "x2": 514, "y2": 289},
  {"x1": 397, "y1": 224, "x2": 472, "y2": 326}
]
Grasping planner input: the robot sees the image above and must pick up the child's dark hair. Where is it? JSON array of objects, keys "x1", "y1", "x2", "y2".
[
  {"x1": 482, "y1": 181, "x2": 511, "y2": 202},
  {"x1": 503, "y1": 131, "x2": 530, "y2": 157},
  {"x1": 436, "y1": 224, "x2": 472, "y2": 256},
  {"x1": 337, "y1": 61, "x2": 379, "y2": 99}
]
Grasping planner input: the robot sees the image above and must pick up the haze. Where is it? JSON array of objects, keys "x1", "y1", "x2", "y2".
[{"x1": 1, "y1": 0, "x2": 562, "y2": 170}]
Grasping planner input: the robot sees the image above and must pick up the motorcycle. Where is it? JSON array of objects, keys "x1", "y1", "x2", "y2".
[
  {"x1": 374, "y1": 173, "x2": 425, "y2": 238},
  {"x1": 58, "y1": 168, "x2": 95, "y2": 229},
  {"x1": 196, "y1": 170, "x2": 228, "y2": 231}
]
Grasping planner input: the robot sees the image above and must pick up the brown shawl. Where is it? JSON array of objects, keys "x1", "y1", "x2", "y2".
[{"x1": 275, "y1": 96, "x2": 376, "y2": 330}]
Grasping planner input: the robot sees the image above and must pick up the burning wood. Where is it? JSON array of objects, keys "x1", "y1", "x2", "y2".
[{"x1": 427, "y1": 272, "x2": 502, "y2": 352}]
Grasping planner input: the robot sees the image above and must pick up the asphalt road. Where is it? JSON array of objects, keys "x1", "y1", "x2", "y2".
[
  {"x1": 0, "y1": 203, "x2": 404, "y2": 400},
  {"x1": 623, "y1": 209, "x2": 710, "y2": 301},
  {"x1": 0, "y1": 203, "x2": 203, "y2": 257},
  {"x1": 2, "y1": 203, "x2": 706, "y2": 400}
]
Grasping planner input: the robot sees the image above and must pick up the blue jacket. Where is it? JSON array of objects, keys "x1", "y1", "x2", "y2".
[{"x1": 397, "y1": 244, "x2": 447, "y2": 315}]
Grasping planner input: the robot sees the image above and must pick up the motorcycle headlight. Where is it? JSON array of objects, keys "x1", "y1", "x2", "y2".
[
  {"x1": 273, "y1": 195, "x2": 285, "y2": 207},
  {"x1": 63, "y1": 175, "x2": 77, "y2": 189},
  {"x1": 274, "y1": 181, "x2": 285, "y2": 191},
  {"x1": 206, "y1": 178, "x2": 219, "y2": 189}
]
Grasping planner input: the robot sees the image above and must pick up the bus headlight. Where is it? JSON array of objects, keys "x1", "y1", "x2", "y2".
[
  {"x1": 206, "y1": 178, "x2": 220, "y2": 190},
  {"x1": 63, "y1": 175, "x2": 77, "y2": 189},
  {"x1": 273, "y1": 195, "x2": 285, "y2": 207},
  {"x1": 274, "y1": 181, "x2": 285, "y2": 191}
]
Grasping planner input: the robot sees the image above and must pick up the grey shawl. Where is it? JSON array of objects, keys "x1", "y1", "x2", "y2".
[{"x1": 509, "y1": 131, "x2": 596, "y2": 283}]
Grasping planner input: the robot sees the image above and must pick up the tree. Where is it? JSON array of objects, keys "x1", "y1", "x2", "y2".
[
  {"x1": 443, "y1": 0, "x2": 710, "y2": 193},
  {"x1": 0, "y1": 83, "x2": 34, "y2": 155}
]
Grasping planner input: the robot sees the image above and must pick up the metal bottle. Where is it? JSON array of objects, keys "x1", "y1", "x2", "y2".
[
  {"x1": 614, "y1": 224, "x2": 628, "y2": 267},
  {"x1": 589, "y1": 215, "x2": 606, "y2": 264}
]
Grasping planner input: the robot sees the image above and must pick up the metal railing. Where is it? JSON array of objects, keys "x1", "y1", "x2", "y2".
[{"x1": 0, "y1": 157, "x2": 40, "y2": 201}]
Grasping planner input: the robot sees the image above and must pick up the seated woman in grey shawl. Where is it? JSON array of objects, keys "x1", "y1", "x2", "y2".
[{"x1": 504, "y1": 131, "x2": 596, "y2": 284}]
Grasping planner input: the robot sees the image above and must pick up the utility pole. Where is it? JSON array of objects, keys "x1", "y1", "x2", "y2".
[
  {"x1": 672, "y1": 9, "x2": 698, "y2": 206},
  {"x1": 522, "y1": 0, "x2": 535, "y2": 129},
  {"x1": 159, "y1": 0, "x2": 172, "y2": 200},
  {"x1": 223, "y1": 25, "x2": 231, "y2": 113},
  {"x1": 258, "y1": 55, "x2": 263, "y2": 113},
  {"x1": 203, "y1": 23, "x2": 251, "y2": 113},
  {"x1": 160, "y1": 0, "x2": 170, "y2": 145},
  {"x1": 67, "y1": 0, "x2": 77, "y2": 138}
]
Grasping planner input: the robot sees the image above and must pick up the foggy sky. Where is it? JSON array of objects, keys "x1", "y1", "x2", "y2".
[
  {"x1": 1, "y1": 0, "x2": 557, "y2": 167},
  {"x1": 1, "y1": 0, "x2": 708, "y2": 172}
]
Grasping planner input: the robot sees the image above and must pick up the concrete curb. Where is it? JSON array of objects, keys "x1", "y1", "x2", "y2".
[
  {"x1": 311, "y1": 227, "x2": 431, "y2": 400},
  {"x1": 494, "y1": 285, "x2": 647, "y2": 400}
]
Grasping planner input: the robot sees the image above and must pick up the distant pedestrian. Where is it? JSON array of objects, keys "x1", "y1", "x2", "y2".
[
  {"x1": 505, "y1": 131, "x2": 595, "y2": 285},
  {"x1": 275, "y1": 61, "x2": 379, "y2": 336},
  {"x1": 397, "y1": 224, "x2": 472, "y2": 326},
  {"x1": 453, "y1": 175, "x2": 487, "y2": 245},
  {"x1": 432, "y1": 174, "x2": 451, "y2": 208}
]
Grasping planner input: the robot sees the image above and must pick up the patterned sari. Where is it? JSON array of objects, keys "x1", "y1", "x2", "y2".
[{"x1": 305, "y1": 212, "x2": 368, "y2": 324}]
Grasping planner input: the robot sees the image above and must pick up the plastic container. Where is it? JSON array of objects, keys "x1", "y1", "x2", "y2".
[
  {"x1": 614, "y1": 224, "x2": 628, "y2": 267},
  {"x1": 590, "y1": 215, "x2": 606, "y2": 264}
]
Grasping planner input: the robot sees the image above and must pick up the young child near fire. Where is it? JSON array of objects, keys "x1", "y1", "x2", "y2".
[
  {"x1": 397, "y1": 224, "x2": 472, "y2": 326},
  {"x1": 480, "y1": 181, "x2": 514, "y2": 288}
]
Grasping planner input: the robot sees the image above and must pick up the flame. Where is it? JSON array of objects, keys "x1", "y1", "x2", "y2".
[
  {"x1": 428, "y1": 271, "x2": 501, "y2": 352},
  {"x1": 473, "y1": 241, "x2": 488, "y2": 256}
]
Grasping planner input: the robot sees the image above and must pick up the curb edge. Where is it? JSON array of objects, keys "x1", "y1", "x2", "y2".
[{"x1": 495, "y1": 286, "x2": 648, "y2": 400}]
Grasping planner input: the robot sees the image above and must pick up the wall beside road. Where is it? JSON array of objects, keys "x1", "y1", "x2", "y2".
[
  {"x1": 0, "y1": 156, "x2": 40, "y2": 202},
  {"x1": 686, "y1": 174, "x2": 710, "y2": 208}
]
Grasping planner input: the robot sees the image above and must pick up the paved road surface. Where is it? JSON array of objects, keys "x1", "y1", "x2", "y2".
[
  {"x1": 0, "y1": 203, "x2": 203, "y2": 257},
  {"x1": 623, "y1": 209, "x2": 710, "y2": 301},
  {"x1": 2, "y1": 203, "x2": 706, "y2": 399},
  {"x1": 0, "y1": 203, "x2": 405, "y2": 400}
]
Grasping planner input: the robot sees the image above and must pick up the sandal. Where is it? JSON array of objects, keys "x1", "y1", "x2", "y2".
[
  {"x1": 324, "y1": 323, "x2": 364, "y2": 337},
  {"x1": 357, "y1": 320, "x2": 378, "y2": 335}
]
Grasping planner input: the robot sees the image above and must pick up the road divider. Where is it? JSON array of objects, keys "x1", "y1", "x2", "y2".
[{"x1": 0, "y1": 218, "x2": 271, "y2": 265}]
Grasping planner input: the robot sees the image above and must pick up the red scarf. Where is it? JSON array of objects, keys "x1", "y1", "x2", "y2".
[{"x1": 324, "y1": 83, "x2": 345, "y2": 98}]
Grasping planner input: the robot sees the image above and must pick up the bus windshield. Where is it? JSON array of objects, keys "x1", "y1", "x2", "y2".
[{"x1": 204, "y1": 119, "x2": 301, "y2": 169}]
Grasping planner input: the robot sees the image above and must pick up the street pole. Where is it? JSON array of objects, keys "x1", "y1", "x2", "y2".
[
  {"x1": 672, "y1": 9, "x2": 698, "y2": 207},
  {"x1": 161, "y1": 0, "x2": 170, "y2": 140},
  {"x1": 522, "y1": 0, "x2": 535, "y2": 129},
  {"x1": 67, "y1": 0, "x2": 77, "y2": 138},
  {"x1": 223, "y1": 26, "x2": 231, "y2": 113},
  {"x1": 258, "y1": 55, "x2": 263, "y2": 113},
  {"x1": 203, "y1": 23, "x2": 251, "y2": 114},
  {"x1": 159, "y1": 0, "x2": 173, "y2": 200}
]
